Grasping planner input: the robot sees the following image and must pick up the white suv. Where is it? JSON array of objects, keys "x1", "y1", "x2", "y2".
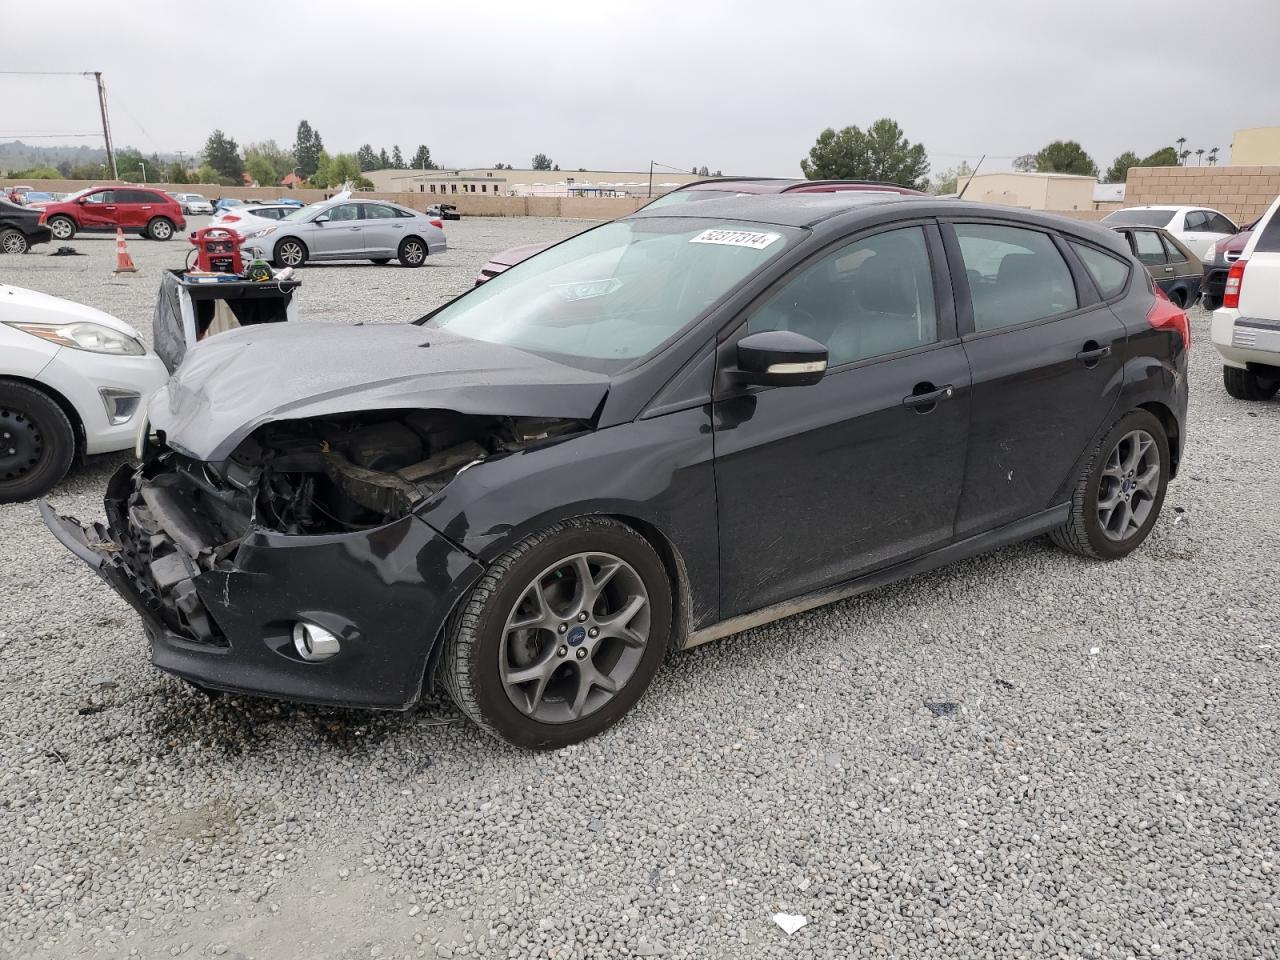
[{"x1": 1210, "y1": 194, "x2": 1280, "y2": 401}]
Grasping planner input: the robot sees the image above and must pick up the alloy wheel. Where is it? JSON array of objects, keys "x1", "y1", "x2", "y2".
[
  {"x1": 50, "y1": 219, "x2": 73, "y2": 240},
  {"x1": 280, "y1": 242, "x2": 303, "y2": 266},
  {"x1": 0, "y1": 408, "x2": 44, "y2": 482},
  {"x1": 499, "y1": 552, "x2": 651, "y2": 723},
  {"x1": 403, "y1": 240, "x2": 425, "y2": 265},
  {"x1": 1, "y1": 230, "x2": 27, "y2": 254},
  {"x1": 1096, "y1": 429, "x2": 1160, "y2": 542},
  {"x1": 151, "y1": 220, "x2": 173, "y2": 240}
]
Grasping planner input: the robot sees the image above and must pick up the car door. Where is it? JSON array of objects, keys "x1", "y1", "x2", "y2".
[
  {"x1": 307, "y1": 202, "x2": 365, "y2": 258},
  {"x1": 77, "y1": 189, "x2": 116, "y2": 230},
  {"x1": 713, "y1": 222, "x2": 972, "y2": 617},
  {"x1": 1179, "y1": 209, "x2": 1234, "y2": 260},
  {"x1": 359, "y1": 202, "x2": 404, "y2": 257},
  {"x1": 130, "y1": 190, "x2": 163, "y2": 230},
  {"x1": 1126, "y1": 228, "x2": 1176, "y2": 293},
  {"x1": 943, "y1": 220, "x2": 1127, "y2": 539}
]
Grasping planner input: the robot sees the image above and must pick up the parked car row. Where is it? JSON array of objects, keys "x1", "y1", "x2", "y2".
[{"x1": 1209, "y1": 195, "x2": 1280, "y2": 402}]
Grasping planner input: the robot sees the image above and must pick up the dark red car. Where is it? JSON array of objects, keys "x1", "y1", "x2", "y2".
[
  {"x1": 475, "y1": 178, "x2": 927, "y2": 284},
  {"x1": 1202, "y1": 221, "x2": 1255, "y2": 310},
  {"x1": 39, "y1": 186, "x2": 187, "y2": 242}
]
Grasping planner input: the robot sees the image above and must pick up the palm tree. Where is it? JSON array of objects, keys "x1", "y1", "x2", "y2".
[
  {"x1": 1195, "y1": 148, "x2": 1205, "y2": 166},
  {"x1": 1207, "y1": 147, "x2": 1220, "y2": 166},
  {"x1": 1176, "y1": 137, "x2": 1187, "y2": 164}
]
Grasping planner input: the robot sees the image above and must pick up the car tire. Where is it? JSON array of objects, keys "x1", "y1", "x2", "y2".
[
  {"x1": 0, "y1": 380, "x2": 77, "y2": 504},
  {"x1": 1050, "y1": 409, "x2": 1169, "y2": 561},
  {"x1": 370, "y1": 258, "x2": 392, "y2": 265},
  {"x1": 0, "y1": 228, "x2": 28, "y2": 254},
  {"x1": 441, "y1": 517, "x2": 672, "y2": 749},
  {"x1": 147, "y1": 217, "x2": 175, "y2": 241},
  {"x1": 1168, "y1": 287, "x2": 1186, "y2": 308},
  {"x1": 47, "y1": 215, "x2": 76, "y2": 242},
  {"x1": 397, "y1": 236, "x2": 427, "y2": 268},
  {"x1": 1223, "y1": 365, "x2": 1280, "y2": 402},
  {"x1": 273, "y1": 238, "x2": 307, "y2": 269},
  {"x1": 1202, "y1": 295, "x2": 1222, "y2": 311}
]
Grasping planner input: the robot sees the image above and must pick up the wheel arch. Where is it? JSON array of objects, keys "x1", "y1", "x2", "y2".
[
  {"x1": 0, "y1": 374, "x2": 86, "y2": 459},
  {"x1": 1137, "y1": 400, "x2": 1181, "y2": 478}
]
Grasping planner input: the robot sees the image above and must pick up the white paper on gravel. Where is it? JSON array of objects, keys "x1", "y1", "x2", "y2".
[{"x1": 772, "y1": 913, "x2": 808, "y2": 935}]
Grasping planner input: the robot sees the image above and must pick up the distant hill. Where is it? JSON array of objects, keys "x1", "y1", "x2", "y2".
[{"x1": 0, "y1": 140, "x2": 184, "y2": 175}]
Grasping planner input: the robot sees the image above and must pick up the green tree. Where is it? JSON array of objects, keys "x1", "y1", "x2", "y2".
[
  {"x1": 932, "y1": 160, "x2": 973, "y2": 195},
  {"x1": 310, "y1": 152, "x2": 373, "y2": 189},
  {"x1": 356, "y1": 144, "x2": 379, "y2": 171},
  {"x1": 391, "y1": 144, "x2": 405, "y2": 168},
  {"x1": 1033, "y1": 140, "x2": 1098, "y2": 177},
  {"x1": 165, "y1": 161, "x2": 189, "y2": 184},
  {"x1": 531, "y1": 153, "x2": 553, "y2": 171},
  {"x1": 244, "y1": 140, "x2": 295, "y2": 186},
  {"x1": 1104, "y1": 151, "x2": 1140, "y2": 184},
  {"x1": 378, "y1": 147, "x2": 390, "y2": 168},
  {"x1": 1012, "y1": 153, "x2": 1037, "y2": 172},
  {"x1": 203, "y1": 129, "x2": 244, "y2": 183},
  {"x1": 294, "y1": 120, "x2": 323, "y2": 179},
  {"x1": 411, "y1": 145, "x2": 436, "y2": 170},
  {"x1": 1140, "y1": 146, "x2": 1178, "y2": 167},
  {"x1": 800, "y1": 118, "x2": 929, "y2": 190},
  {"x1": 7, "y1": 165, "x2": 61, "y2": 179}
]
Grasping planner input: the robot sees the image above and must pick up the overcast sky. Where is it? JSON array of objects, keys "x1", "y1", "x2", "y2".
[{"x1": 4, "y1": 0, "x2": 1279, "y2": 180}]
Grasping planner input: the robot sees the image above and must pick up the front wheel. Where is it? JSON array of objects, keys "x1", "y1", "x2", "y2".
[
  {"x1": 0, "y1": 228, "x2": 28, "y2": 254},
  {"x1": 47, "y1": 216, "x2": 76, "y2": 242},
  {"x1": 442, "y1": 517, "x2": 672, "y2": 749},
  {"x1": 0, "y1": 381, "x2": 77, "y2": 504},
  {"x1": 1050, "y1": 409, "x2": 1169, "y2": 560},
  {"x1": 1223, "y1": 365, "x2": 1280, "y2": 401},
  {"x1": 397, "y1": 236, "x2": 427, "y2": 267},
  {"x1": 273, "y1": 238, "x2": 307, "y2": 268}
]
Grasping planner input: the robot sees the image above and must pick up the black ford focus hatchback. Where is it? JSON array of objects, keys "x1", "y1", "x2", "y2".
[{"x1": 44, "y1": 194, "x2": 1190, "y2": 748}]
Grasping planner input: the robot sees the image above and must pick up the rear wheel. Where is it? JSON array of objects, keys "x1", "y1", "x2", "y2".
[
  {"x1": 1223, "y1": 365, "x2": 1280, "y2": 401},
  {"x1": 1202, "y1": 295, "x2": 1222, "y2": 311},
  {"x1": 273, "y1": 238, "x2": 307, "y2": 268},
  {"x1": 47, "y1": 216, "x2": 76, "y2": 242},
  {"x1": 0, "y1": 381, "x2": 76, "y2": 504},
  {"x1": 1050, "y1": 409, "x2": 1169, "y2": 560},
  {"x1": 1168, "y1": 287, "x2": 1187, "y2": 308},
  {"x1": 147, "y1": 217, "x2": 175, "y2": 241},
  {"x1": 397, "y1": 236, "x2": 427, "y2": 267},
  {"x1": 0, "y1": 228, "x2": 28, "y2": 254},
  {"x1": 442, "y1": 517, "x2": 672, "y2": 748}
]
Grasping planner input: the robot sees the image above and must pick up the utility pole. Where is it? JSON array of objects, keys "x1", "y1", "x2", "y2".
[{"x1": 94, "y1": 71, "x2": 118, "y2": 180}]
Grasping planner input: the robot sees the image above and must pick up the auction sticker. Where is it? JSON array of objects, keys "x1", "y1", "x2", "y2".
[{"x1": 689, "y1": 228, "x2": 781, "y2": 250}]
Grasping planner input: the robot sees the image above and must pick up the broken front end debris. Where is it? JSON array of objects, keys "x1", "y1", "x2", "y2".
[{"x1": 42, "y1": 407, "x2": 589, "y2": 708}]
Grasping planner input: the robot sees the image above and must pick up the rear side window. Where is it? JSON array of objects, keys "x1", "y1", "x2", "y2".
[
  {"x1": 1130, "y1": 230, "x2": 1167, "y2": 265},
  {"x1": 1184, "y1": 211, "x2": 1210, "y2": 231},
  {"x1": 954, "y1": 224, "x2": 1078, "y2": 331},
  {"x1": 1070, "y1": 242, "x2": 1130, "y2": 299},
  {"x1": 361, "y1": 203, "x2": 398, "y2": 219},
  {"x1": 1255, "y1": 209, "x2": 1280, "y2": 253}
]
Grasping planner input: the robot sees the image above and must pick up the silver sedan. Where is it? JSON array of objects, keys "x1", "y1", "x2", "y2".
[{"x1": 240, "y1": 198, "x2": 448, "y2": 268}]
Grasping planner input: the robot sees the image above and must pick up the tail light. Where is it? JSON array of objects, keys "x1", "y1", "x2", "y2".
[
  {"x1": 220, "y1": 214, "x2": 240, "y2": 222},
  {"x1": 1147, "y1": 288, "x2": 1190, "y2": 352},
  {"x1": 37, "y1": 212, "x2": 47, "y2": 225},
  {"x1": 430, "y1": 219, "x2": 443, "y2": 229},
  {"x1": 1223, "y1": 259, "x2": 1246, "y2": 309}
]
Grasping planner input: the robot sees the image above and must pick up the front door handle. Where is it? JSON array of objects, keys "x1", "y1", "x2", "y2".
[
  {"x1": 902, "y1": 384, "x2": 954, "y2": 412},
  {"x1": 1076, "y1": 343, "x2": 1112, "y2": 367},
  {"x1": 1164, "y1": 265, "x2": 1174, "y2": 273},
  {"x1": 349, "y1": 226, "x2": 361, "y2": 230}
]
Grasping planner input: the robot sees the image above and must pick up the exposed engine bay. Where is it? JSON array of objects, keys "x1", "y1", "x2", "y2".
[{"x1": 112, "y1": 410, "x2": 587, "y2": 641}]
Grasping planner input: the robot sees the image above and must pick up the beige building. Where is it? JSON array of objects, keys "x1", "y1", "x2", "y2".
[
  {"x1": 954, "y1": 171, "x2": 1100, "y2": 211},
  {"x1": 1230, "y1": 127, "x2": 1280, "y2": 166},
  {"x1": 365, "y1": 167, "x2": 706, "y2": 198}
]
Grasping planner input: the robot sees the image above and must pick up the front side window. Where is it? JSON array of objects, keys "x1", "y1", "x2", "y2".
[
  {"x1": 326, "y1": 203, "x2": 361, "y2": 222},
  {"x1": 84, "y1": 190, "x2": 113, "y2": 204},
  {"x1": 1130, "y1": 230, "x2": 1167, "y2": 266},
  {"x1": 954, "y1": 223, "x2": 1077, "y2": 331},
  {"x1": 1070, "y1": 241, "x2": 1130, "y2": 299},
  {"x1": 427, "y1": 218, "x2": 798, "y2": 372},
  {"x1": 747, "y1": 227, "x2": 937, "y2": 366}
]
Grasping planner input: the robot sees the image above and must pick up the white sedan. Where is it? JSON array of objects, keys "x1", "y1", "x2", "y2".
[
  {"x1": 169, "y1": 193, "x2": 215, "y2": 216},
  {"x1": 1102, "y1": 205, "x2": 1239, "y2": 261},
  {"x1": 210, "y1": 203, "x2": 305, "y2": 238},
  {"x1": 1, "y1": 285, "x2": 169, "y2": 502}
]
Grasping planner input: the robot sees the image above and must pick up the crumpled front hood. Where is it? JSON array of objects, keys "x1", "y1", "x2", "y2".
[{"x1": 148, "y1": 322, "x2": 610, "y2": 461}]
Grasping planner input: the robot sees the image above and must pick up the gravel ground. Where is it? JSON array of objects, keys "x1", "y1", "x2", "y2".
[{"x1": 1, "y1": 221, "x2": 1277, "y2": 960}]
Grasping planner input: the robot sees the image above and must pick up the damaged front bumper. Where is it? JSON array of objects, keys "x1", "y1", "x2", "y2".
[{"x1": 42, "y1": 463, "x2": 484, "y2": 710}]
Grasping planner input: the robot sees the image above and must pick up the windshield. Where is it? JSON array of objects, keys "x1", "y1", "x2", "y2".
[
  {"x1": 643, "y1": 188, "x2": 748, "y2": 210},
  {"x1": 426, "y1": 217, "x2": 799, "y2": 372},
  {"x1": 283, "y1": 203, "x2": 326, "y2": 222},
  {"x1": 1103, "y1": 209, "x2": 1175, "y2": 227}
]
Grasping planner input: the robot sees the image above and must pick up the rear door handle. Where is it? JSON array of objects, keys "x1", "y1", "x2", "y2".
[
  {"x1": 902, "y1": 384, "x2": 954, "y2": 410},
  {"x1": 1076, "y1": 344, "x2": 1112, "y2": 366},
  {"x1": 1163, "y1": 265, "x2": 1174, "y2": 273}
]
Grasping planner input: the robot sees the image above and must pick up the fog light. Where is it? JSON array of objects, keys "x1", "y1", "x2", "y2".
[
  {"x1": 292, "y1": 622, "x2": 340, "y2": 661},
  {"x1": 99, "y1": 388, "x2": 141, "y2": 426}
]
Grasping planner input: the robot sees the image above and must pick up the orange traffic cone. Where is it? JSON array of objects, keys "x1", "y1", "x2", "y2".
[{"x1": 113, "y1": 228, "x2": 138, "y2": 274}]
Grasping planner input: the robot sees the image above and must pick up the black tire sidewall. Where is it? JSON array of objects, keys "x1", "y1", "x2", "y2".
[
  {"x1": 0, "y1": 383, "x2": 76, "y2": 503},
  {"x1": 148, "y1": 217, "x2": 174, "y2": 241},
  {"x1": 274, "y1": 238, "x2": 305, "y2": 268},
  {"x1": 460, "y1": 523, "x2": 672, "y2": 749},
  {"x1": 398, "y1": 237, "x2": 426, "y2": 267},
  {"x1": 1080, "y1": 410, "x2": 1169, "y2": 559},
  {"x1": 49, "y1": 216, "x2": 75, "y2": 241}
]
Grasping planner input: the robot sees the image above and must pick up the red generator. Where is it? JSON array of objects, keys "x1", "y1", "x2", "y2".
[{"x1": 189, "y1": 226, "x2": 243, "y2": 274}]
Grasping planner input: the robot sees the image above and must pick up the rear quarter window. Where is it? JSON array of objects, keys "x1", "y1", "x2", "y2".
[
  {"x1": 1254, "y1": 210, "x2": 1280, "y2": 253},
  {"x1": 1069, "y1": 241, "x2": 1130, "y2": 299}
]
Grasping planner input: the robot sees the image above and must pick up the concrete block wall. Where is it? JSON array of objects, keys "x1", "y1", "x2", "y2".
[{"x1": 1125, "y1": 166, "x2": 1280, "y2": 225}]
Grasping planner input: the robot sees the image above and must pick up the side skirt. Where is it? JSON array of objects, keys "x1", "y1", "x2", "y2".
[{"x1": 683, "y1": 504, "x2": 1070, "y2": 650}]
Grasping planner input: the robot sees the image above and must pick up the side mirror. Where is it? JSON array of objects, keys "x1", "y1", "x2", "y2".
[
  {"x1": 77, "y1": 197, "x2": 88, "y2": 205},
  {"x1": 734, "y1": 330, "x2": 828, "y2": 387},
  {"x1": 314, "y1": 214, "x2": 329, "y2": 224}
]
